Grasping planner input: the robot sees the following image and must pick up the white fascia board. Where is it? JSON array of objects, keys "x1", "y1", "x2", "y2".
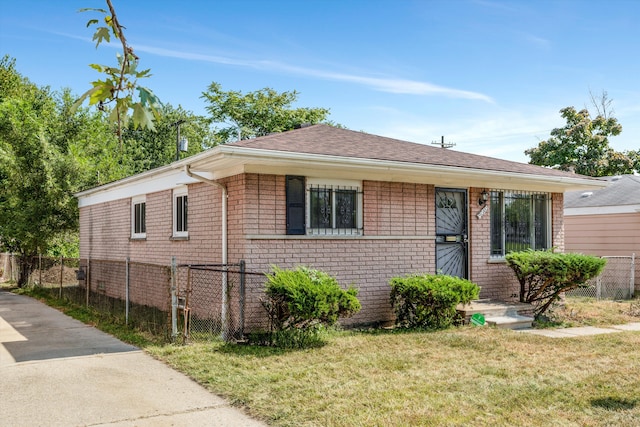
[
  {"x1": 565, "y1": 205, "x2": 640, "y2": 216},
  {"x1": 77, "y1": 168, "x2": 186, "y2": 208},
  {"x1": 187, "y1": 146, "x2": 607, "y2": 192}
]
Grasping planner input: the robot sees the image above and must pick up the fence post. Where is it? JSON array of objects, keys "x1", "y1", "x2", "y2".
[
  {"x1": 221, "y1": 264, "x2": 230, "y2": 341},
  {"x1": 125, "y1": 257, "x2": 130, "y2": 326},
  {"x1": 59, "y1": 255, "x2": 64, "y2": 298},
  {"x1": 86, "y1": 257, "x2": 91, "y2": 307},
  {"x1": 171, "y1": 257, "x2": 178, "y2": 340},
  {"x1": 239, "y1": 260, "x2": 245, "y2": 338},
  {"x1": 38, "y1": 253, "x2": 42, "y2": 286},
  {"x1": 631, "y1": 253, "x2": 636, "y2": 298}
]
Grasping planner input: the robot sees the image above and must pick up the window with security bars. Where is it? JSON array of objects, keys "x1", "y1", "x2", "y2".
[
  {"x1": 490, "y1": 190, "x2": 550, "y2": 257},
  {"x1": 131, "y1": 196, "x2": 146, "y2": 238},
  {"x1": 134, "y1": 202, "x2": 146, "y2": 233},
  {"x1": 173, "y1": 189, "x2": 188, "y2": 237},
  {"x1": 308, "y1": 184, "x2": 362, "y2": 235}
]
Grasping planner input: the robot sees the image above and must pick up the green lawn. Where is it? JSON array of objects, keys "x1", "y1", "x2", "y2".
[
  {"x1": 14, "y1": 286, "x2": 640, "y2": 426},
  {"x1": 147, "y1": 298, "x2": 640, "y2": 426}
]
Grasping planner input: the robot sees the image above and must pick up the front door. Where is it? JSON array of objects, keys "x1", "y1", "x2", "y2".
[{"x1": 435, "y1": 188, "x2": 468, "y2": 279}]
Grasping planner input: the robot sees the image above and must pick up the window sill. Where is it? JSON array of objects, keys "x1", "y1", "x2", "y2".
[
  {"x1": 170, "y1": 236, "x2": 189, "y2": 241},
  {"x1": 487, "y1": 257, "x2": 507, "y2": 264},
  {"x1": 130, "y1": 236, "x2": 146, "y2": 241}
]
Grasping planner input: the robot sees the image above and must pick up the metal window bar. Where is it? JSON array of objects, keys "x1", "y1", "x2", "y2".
[
  {"x1": 490, "y1": 190, "x2": 551, "y2": 256},
  {"x1": 307, "y1": 184, "x2": 363, "y2": 236}
]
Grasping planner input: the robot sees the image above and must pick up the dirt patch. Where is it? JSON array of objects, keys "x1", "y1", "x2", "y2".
[{"x1": 30, "y1": 265, "x2": 79, "y2": 286}]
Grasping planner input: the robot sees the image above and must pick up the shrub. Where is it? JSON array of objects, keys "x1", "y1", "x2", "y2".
[
  {"x1": 262, "y1": 266, "x2": 361, "y2": 347},
  {"x1": 390, "y1": 274, "x2": 480, "y2": 330},
  {"x1": 505, "y1": 250, "x2": 606, "y2": 318}
]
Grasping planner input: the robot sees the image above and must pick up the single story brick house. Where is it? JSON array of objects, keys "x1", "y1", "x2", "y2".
[
  {"x1": 76, "y1": 124, "x2": 605, "y2": 327},
  {"x1": 564, "y1": 174, "x2": 640, "y2": 292}
]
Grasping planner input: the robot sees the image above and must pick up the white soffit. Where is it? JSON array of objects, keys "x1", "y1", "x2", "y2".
[{"x1": 77, "y1": 168, "x2": 185, "y2": 207}]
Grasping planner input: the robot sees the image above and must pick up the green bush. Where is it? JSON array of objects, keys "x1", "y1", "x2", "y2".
[
  {"x1": 390, "y1": 274, "x2": 480, "y2": 330},
  {"x1": 505, "y1": 250, "x2": 606, "y2": 317},
  {"x1": 262, "y1": 266, "x2": 361, "y2": 347}
]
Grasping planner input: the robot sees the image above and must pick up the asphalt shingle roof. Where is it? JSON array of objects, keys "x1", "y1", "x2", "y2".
[
  {"x1": 564, "y1": 174, "x2": 640, "y2": 208},
  {"x1": 229, "y1": 124, "x2": 590, "y2": 179}
]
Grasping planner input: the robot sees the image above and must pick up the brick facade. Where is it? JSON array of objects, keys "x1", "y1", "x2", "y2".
[{"x1": 78, "y1": 173, "x2": 565, "y2": 327}]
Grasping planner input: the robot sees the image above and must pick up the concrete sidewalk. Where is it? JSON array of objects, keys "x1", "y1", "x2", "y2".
[
  {"x1": 518, "y1": 322, "x2": 640, "y2": 338},
  {"x1": 0, "y1": 290, "x2": 266, "y2": 427}
]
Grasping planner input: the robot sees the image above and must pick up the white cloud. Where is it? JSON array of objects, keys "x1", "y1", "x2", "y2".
[{"x1": 131, "y1": 43, "x2": 494, "y2": 102}]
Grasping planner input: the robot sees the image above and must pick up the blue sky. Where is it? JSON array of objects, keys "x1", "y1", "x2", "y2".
[{"x1": 1, "y1": 0, "x2": 639, "y2": 163}]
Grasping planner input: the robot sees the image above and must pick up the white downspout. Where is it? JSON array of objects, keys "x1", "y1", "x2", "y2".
[
  {"x1": 183, "y1": 165, "x2": 227, "y2": 265},
  {"x1": 184, "y1": 165, "x2": 230, "y2": 339}
]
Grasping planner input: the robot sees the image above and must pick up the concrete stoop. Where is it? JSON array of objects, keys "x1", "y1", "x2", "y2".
[
  {"x1": 484, "y1": 314, "x2": 534, "y2": 330},
  {"x1": 457, "y1": 299, "x2": 534, "y2": 330}
]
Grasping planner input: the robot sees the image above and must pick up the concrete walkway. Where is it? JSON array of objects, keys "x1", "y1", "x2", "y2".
[
  {"x1": 0, "y1": 290, "x2": 266, "y2": 427},
  {"x1": 518, "y1": 322, "x2": 640, "y2": 338}
]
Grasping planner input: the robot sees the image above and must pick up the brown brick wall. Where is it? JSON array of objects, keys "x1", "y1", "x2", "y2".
[
  {"x1": 468, "y1": 190, "x2": 565, "y2": 301},
  {"x1": 78, "y1": 175, "x2": 566, "y2": 327},
  {"x1": 79, "y1": 183, "x2": 223, "y2": 266}
]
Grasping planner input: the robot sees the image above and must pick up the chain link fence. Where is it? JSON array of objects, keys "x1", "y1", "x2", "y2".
[
  {"x1": 567, "y1": 255, "x2": 636, "y2": 300},
  {"x1": 5, "y1": 254, "x2": 272, "y2": 343},
  {"x1": 174, "y1": 263, "x2": 269, "y2": 343}
]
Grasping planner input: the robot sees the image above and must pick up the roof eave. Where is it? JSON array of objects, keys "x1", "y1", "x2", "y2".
[{"x1": 183, "y1": 145, "x2": 607, "y2": 193}]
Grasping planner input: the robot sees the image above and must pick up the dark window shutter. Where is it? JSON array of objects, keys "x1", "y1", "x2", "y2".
[{"x1": 286, "y1": 175, "x2": 305, "y2": 235}]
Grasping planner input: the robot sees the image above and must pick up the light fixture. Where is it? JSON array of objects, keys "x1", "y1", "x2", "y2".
[{"x1": 478, "y1": 190, "x2": 489, "y2": 206}]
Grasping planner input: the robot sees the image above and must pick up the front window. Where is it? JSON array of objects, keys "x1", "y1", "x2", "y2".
[
  {"x1": 307, "y1": 180, "x2": 362, "y2": 235},
  {"x1": 131, "y1": 196, "x2": 146, "y2": 239},
  {"x1": 490, "y1": 190, "x2": 551, "y2": 257},
  {"x1": 173, "y1": 188, "x2": 188, "y2": 237}
]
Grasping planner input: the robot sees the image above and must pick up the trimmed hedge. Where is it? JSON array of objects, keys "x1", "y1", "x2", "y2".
[
  {"x1": 390, "y1": 274, "x2": 480, "y2": 330},
  {"x1": 262, "y1": 266, "x2": 361, "y2": 347},
  {"x1": 505, "y1": 250, "x2": 606, "y2": 317}
]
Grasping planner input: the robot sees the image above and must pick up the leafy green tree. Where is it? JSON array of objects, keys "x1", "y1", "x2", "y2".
[
  {"x1": 74, "y1": 0, "x2": 161, "y2": 143},
  {"x1": 525, "y1": 105, "x2": 634, "y2": 177},
  {"x1": 120, "y1": 105, "x2": 214, "y2": 175},
  {"x1": 201, "y1": 82, "x2": 332, "y2": 142},
  {"x1": 505, "y1": 250, "x2": 606, "y2": 318},
  {"x1": 0, "y1": 76, "x2": 80, "y2": 285}
]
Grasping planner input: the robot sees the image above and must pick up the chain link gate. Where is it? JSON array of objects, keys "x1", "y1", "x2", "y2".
[{"x1": 172, "y1": 261, "x2": 246, "y2": 343}]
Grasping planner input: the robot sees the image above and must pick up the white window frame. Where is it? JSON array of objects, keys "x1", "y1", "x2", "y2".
[
  {"x1": 173, "y1": 187, "x2": 188, "y2": 238},
  {"x1": 131, "y1": 195, "x2": 146, "y2": 239},
  {"x1": 306, "y1": 178, "x2": 363, "y2": 236}
]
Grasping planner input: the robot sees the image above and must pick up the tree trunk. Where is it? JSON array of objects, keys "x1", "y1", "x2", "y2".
[{"x1": 16, "y1": 254, "x2": 34, "y2": 288}]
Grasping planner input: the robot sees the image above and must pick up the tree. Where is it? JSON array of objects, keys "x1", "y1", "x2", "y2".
[
  {"x1": 201, "y1": 82, "x2": 332, "y2": 143},
  {"x1": 505, "y1": 250, "x2": 606, "y2": 318},
  {"x1": 525, "y1": 103, "x2": 634, "y2": 176},
  {"x1": 0, "y1": 71, "x2": 80, "y2": 285},
  {"x1": 74, "y1": 0, "x2": 161, "y2": 144},
  {"x1": 119, "y1": 105, "x2": 214, "y2": 175}
]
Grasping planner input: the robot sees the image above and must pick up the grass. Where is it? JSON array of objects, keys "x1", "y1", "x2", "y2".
[{"x1": 11, "y1": 287, "x2": 640, "y2": 426}]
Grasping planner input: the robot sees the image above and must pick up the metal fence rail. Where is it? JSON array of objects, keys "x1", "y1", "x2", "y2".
[{"x1": 567, "y1": 254, "x2": 636, "y2": 300}]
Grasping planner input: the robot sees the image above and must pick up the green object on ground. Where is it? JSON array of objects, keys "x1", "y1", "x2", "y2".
[{"x1": 470, "y1": 313, "x2": 485, "y2": 326}]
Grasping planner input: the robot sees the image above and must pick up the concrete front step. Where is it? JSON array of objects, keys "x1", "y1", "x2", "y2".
[
  {"x1": 485, "y1": 314, "x2": 534, "y2": 330},
  {"x1": 458, "y1": 300, "x2": 535, "y2": 330}
]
